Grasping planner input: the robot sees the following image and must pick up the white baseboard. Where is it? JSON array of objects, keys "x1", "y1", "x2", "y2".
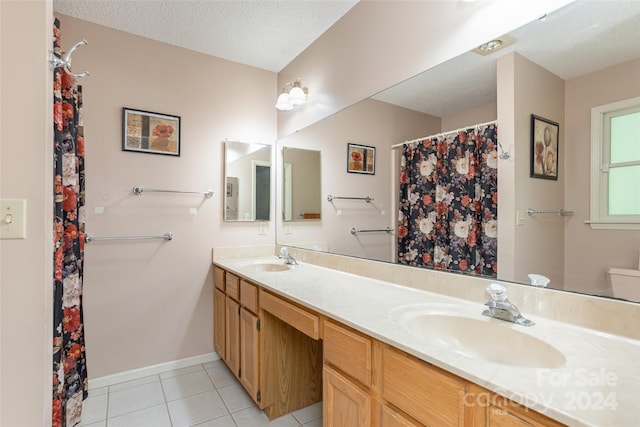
[{"x1": 88, "y1": 352, "x2": 221, "y2": 390}]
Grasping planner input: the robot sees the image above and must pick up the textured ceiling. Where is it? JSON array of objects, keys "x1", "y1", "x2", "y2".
[
  {"x1": 373, "y1": 0, "x2": 640, "y2": 117},
  {"x1": 54, "y1": 1, "x2": 639, "y2": 117},
  {"x1": 53, "y1": 0, "x2": 358, "y2": 72}
]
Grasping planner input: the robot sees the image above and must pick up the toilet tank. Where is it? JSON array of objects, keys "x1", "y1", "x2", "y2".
[{"x1": 607, "y1": 268, "x2": 640, "y2": 302}]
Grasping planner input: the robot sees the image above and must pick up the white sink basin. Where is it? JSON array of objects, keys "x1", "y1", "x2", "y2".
[
  {"x1": 255, "y1": 263, "x2": 291, "y2": 272},
  {"x1": 404, "y1": 313, "x2": 566, "y2": 368},
  {"x1": 237, "y1": 259, "x2": 293, "y2": 272}
]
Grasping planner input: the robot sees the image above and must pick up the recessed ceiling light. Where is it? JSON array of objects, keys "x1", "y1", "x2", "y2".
[
  {"x1": 479, "y1": 40, "x2": 503, "y2": 52},
  {"x1": 473, "y1": 35, "x2": 516, "y2": 56}
]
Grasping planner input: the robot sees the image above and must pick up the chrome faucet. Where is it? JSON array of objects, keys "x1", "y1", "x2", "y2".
[
  {"x1": 482, "y1": 283, "x2": 534, "y2": 326},
  {"x1": 278, "y1": 247, "x2": 298, "y2": 265}
]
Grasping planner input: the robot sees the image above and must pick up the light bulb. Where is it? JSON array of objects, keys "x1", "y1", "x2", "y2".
[
  {"x1": 288, "y1": 79, "x2": 306, "y2": 106},
  {"x1": 275, "y1": 92, "x2": 293, "y2": 111}
]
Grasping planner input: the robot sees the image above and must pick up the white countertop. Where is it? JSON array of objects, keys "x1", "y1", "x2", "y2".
[{"x1": 214, "y1": 256, "x2": 640, "y2": 427}]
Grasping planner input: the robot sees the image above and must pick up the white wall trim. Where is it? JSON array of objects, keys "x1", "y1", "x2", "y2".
[{"x1": 88, "y1": 352, "x2": 221, "y2": 390}]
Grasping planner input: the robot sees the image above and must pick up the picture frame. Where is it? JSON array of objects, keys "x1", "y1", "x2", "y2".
[
  {"x1": 122, "y1": 108, "x2": 181, "y2": 156},
  {"x1": 530, "y1": 114, "x2": 559, "y2": 180},
  {"x1": 347, "y1": 143, "x2": 376, "y2": 175}
]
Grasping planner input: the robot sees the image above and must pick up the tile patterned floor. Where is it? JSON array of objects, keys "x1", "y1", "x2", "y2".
[{"x1": 78, "y1": 360, "x2": 322, "y2": 427}]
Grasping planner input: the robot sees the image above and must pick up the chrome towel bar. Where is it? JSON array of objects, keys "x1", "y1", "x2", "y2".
[
  {"x1": 350, "y1": 227, "x2": 393, "y2": 235},
  {"x1": 85, "y1": 232, "x2": 174, "y2": 243},
  {"x1": 132, "y1": 186, "x2": 213, "y2": 198},
  {"x1": 527, "y1": 208, "x2": 574, "y2": 216},
  {"x1": 327, "y1": 195, "x2": 374, "y2": 203}
]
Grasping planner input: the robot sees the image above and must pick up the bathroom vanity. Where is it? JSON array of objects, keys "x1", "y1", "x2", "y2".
[{"x1": 212, "y1": 248, "x2": 640, "y2": 426}]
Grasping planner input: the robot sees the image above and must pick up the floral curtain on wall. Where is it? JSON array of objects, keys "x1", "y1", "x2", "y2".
[
  {"x1": 52, "y1": 18, "x2": 88, "y2": 427},
  {"x1": 397, "y1": 124, "x2": 498, "y2": 277}
]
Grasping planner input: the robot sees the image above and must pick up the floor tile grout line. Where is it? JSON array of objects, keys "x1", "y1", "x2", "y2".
[
  {"x1": 90, "y1": 362, "x2": 322, "y2": 427},
  {"x1": 104, "y1": 374, "x2": 165, "y2": 422},
  {"x1": 157, "y1": 370, "x2": 174, "y2": 427}
]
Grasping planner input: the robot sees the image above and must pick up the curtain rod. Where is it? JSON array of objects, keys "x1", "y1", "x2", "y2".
[{"x1": 391, "y1": 120, "x2": 497, "y2": 149}]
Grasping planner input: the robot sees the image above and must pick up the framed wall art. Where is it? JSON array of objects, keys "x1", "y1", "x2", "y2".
[
  {"x1": 347, "y1": 143, "x2": 376, "y2": 175},
  {"x1": 530, "y1": 114, "x2": 559, "y2": 180},
  {"x1": 122, "y1": 108, "x2": 181, "y2": 156}
]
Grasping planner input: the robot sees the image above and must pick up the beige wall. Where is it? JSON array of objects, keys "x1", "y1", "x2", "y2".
[
  {"x1": 285, "y1": 148, "x2": 321, "y2": 220},
  {"x1": 58, "y1": 15, "x2": 277, "y2": 378},
  {"x1": 278, "y1": 0, "x2": 573, "y2": 137},
  {"x1": 497, "y1": 53, "x2": 565, "y2": 287},
  {"x1": 497, "y1": 56, "x2": 640, "y2": 294},
  {"x1": 277, "y1": 99, "x2": 439, "y2": 262},
  {"x1": 441, "y1": 101, "x2": 497, "y2": 131},
  {"x1": 564, "y1": 58, "x2": 640, "y2": 294},
  {"x1": 0, "y1": 1, "x2": 53, "y2": 425}
]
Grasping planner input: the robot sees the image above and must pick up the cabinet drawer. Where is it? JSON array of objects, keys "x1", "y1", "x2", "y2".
[
  {"x1": 382, "y1": 346, "x2": 465, "y2": 427},
  {"x1": 260, "y1": 290, "x2": 319, "y2": 339},
  {"x1": 240, "y1": 280, "x2": 258, "y2": 313},
  {"x1": 214, "y1": 266, "x2": 225, "y2": 291},
  {"x1": 323, "y1": 320, "x2": 371, "y2": 388},
  {"x1": 225, "y1": 273, "x2": 240, "y2": 300}
]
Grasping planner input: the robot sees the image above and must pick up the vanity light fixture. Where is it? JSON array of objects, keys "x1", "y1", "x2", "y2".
[{"x1": 275, "y1": 77, "x2": 308, "y2": 111}]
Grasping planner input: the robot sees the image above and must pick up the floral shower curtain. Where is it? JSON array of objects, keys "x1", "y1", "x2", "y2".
[
  {"x1": 52, "y1": 18, "x2": 88, "y2": 427},
  {"x1": 397, "y1": 124, "x2": 498, "y2": 277}
]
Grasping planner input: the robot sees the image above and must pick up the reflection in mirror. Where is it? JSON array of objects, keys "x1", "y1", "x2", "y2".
[
  {"x1": 282, "y1": 147, "x2": 321, "y2": 221},
  {"x1": 224, "y1": 141, "x2": 271, "y2": 221},
  {"x1": 276, "y1": 1, "x2": 640, "y2": 301}
]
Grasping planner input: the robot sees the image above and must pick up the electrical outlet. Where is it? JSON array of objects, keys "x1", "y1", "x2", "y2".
[{"x1": 259, "y1": 221, "x2": 267, "y2": 235}]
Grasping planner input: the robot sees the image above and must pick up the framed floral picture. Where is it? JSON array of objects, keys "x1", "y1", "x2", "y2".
[
  {"x1": 122, "y1": 108, "x2": 180, "y2": 156},
  {"x1": 530, "y1": 114, "x2": 559, "y2": 180},
  {"x1": 347, "y1": 143, "x2": 376, "y2": 175}
]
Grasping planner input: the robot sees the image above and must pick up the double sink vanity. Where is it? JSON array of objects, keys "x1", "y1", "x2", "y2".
[{"x1": 212, "y1": 246, "x2": 639, "y2": 426}]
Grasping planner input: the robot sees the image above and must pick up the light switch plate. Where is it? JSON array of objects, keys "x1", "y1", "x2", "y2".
[
  {"x1": 516, "y1": 210, "x2": 526, "y2": 226},
  {"x1": 0, "y1": 199, "x2": 27, "y2": 239}
]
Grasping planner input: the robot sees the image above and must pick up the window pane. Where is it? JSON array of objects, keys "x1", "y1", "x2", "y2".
[
  {"x1": 608, "y1": 165, "x2": 640, "y2": 215},
  {"x1": 610, "y1": 111, "x2": 640, "y2": 164}
]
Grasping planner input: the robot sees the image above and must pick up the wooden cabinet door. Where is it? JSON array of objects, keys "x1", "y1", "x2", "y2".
[
  {"x1": 240, "y1": 308, "x2": 260, "y2": 405},
  {"x1": 381, "y1": 404, "x2": 421, "y2": 427},
  {"x1": 213, "y1": 288, "x2": 226, "y2": 356},
  {"x1": 486, "y1": 403, "x2": 564, "y2": 427},
  {"x1": 323, "y1": 365, "x2": 371, "y2": 427},
  {"x1": 487, "y1": 406, "x2": 532, "y2": 427},
  {"x1": 225, "y1": 296, "x2": 240, "y2": 377}
]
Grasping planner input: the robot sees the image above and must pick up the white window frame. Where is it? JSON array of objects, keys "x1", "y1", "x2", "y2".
[{"x1": 589, "y1": 96, "x2": 640, "y2": 230}]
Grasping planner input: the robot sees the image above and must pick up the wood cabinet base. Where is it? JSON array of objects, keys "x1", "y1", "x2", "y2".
[{"x1": 260, "y1": 311, "x2": 323, "y2": 420}]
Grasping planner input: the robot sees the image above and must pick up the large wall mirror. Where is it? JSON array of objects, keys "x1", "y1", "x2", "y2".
[
  {"x1": 276, "y1": 0, "x2": 640, "y2": 302},
  {"x1": 224, "y1": 141, "x2": 272, "y2": 221}
]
